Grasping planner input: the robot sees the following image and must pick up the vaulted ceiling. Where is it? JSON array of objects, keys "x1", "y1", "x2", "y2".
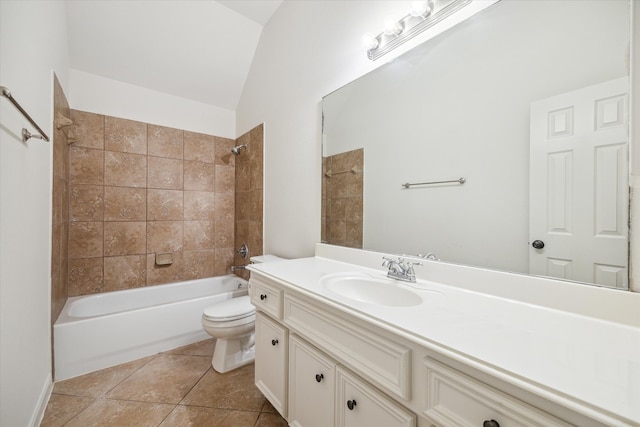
[{"x1": 65, "y1": 1, "x2": 283, "y2": 111}]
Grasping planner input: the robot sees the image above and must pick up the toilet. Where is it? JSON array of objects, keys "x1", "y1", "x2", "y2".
[{"x1": 201, "y1": 254, "x2": 285, "y2": 373}]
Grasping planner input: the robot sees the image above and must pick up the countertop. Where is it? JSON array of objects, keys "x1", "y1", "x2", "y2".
[{"x1": 248, "y1": 255, "x2": 640, "y2": 426}]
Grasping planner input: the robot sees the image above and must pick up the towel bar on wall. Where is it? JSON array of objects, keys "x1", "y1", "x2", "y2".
[
  {"x1": 402, "y1": 177, "x2": 466, "y2": 189},
  {"x1": 1, "y1": 85, "x2": 50, "y2": 142}
]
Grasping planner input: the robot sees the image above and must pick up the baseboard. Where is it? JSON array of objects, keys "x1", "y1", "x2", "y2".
[{"x1": 30, "y1": 373, "x2": 53, "y2": 427}]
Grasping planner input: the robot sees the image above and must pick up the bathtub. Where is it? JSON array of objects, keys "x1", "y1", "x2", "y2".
[{"x1": 54, "y1": 275, "x2": 248, "y2": 381}]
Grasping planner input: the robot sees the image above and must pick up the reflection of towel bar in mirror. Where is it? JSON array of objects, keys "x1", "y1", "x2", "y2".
[
  {"x1": 325, "y1": 166, "x2": 360, "y2": 178},
  {"x1": 402, "y1": 177, "x2": 466, "y2": 189}
]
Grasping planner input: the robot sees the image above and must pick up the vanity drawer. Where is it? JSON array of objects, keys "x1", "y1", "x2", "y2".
[
  {"x1": 423, "y1": 358, "x2": 572, "y2": 427},
  {"x1": 284, "y1": 293, "x2": 411, "y2": 401},
  {"x1": 250, "y1": 277, "x2": 283, "y2": 320}
]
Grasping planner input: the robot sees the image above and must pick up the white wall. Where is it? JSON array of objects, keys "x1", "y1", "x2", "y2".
[
  {"x1": 0, "y1": 2, "x2": 69, "y2": 426},
  {"x1": 237, "y1": 0, "x2": 427, "y2": 258},
  {"x1": 238, "y1": 0, "x2": 640, "y2": 289},
  {"x1": 69, "y1": 69, "x2": 236, "y2": 138}
]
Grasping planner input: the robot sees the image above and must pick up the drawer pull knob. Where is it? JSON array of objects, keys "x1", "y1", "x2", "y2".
[
  {"x1": 483, "y1": 421, "x2": 500, "y2": 427},
  {"x1": 347, "y1": 400, "x2": 357, "y2": 410},
  {"x1": 315, "y1": 373, "x2": 324, "y2": 383},
  {"x1": 271, "y1": 339, "x2": 278, "y2": 346},
  {"x1": 260, "y1": 294, "x2": 267, "y2": 300}
]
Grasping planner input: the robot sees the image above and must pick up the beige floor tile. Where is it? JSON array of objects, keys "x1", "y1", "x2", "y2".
[
  {"x1": 107, "y1": 354, "x2": 211, "y2": 404},
  {"x1": 261, "y1": 399, "x2": 278, "y2": 414},
  {"x1": 40, "y1": 394, "x2": 95, "y2": 427},
  {"x1": 166, "y1": 338, "x2": 215, "y2": 357},
  {"x1": 64, "y1": 399, "x2": 175, "y2": 427},
  {"x1": 180, "y1": 364, "x2": 265, "y2": 411},
  {"x1": 255, "y1": 412, "x2": 289, "y2": 427},
  {"x1": 159, "y1": 405, "x2": 259, "y2": 427},
  {"x1": 53, "y1": 356, "x2": 153, "y2": 397}
]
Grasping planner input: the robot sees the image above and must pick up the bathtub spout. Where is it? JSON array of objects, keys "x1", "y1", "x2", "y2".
[{"x1": 231, "y1": 265, "x2": 247, "y2": 272}]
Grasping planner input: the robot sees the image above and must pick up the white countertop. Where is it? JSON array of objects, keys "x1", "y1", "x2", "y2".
[{"x1": 248, "y1": 255, "x2": 640, "y2": 426}]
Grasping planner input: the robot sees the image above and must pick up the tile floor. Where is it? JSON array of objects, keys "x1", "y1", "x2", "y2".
[{"x1": 41, "y1": 339, "x2": 288, "y2": 427}]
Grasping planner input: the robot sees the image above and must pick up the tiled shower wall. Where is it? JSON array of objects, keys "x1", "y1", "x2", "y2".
[
  {"x1": 321, "y1": 148, "x2": 364, "y2": 248},
  {"x1": 67, "y1": 110, "x2": 237, "y2": 296},
  {"x1": 234, "y1": 124, "x2": 264, "y2": 280},
  {"x1": 51, "y1": 75, "x2": 70, "y2": 323}
]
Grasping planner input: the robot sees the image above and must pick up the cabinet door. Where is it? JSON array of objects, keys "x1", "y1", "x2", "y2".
[
  {"x1": 336, "y1": 366, "x2": 415, "y2": 427},
  {"x1": 255, "y1": 312, "x2": 288, "y2": 418},
  {"x1": 289, "y1": 335, "x2": 336, "y2": 427}
]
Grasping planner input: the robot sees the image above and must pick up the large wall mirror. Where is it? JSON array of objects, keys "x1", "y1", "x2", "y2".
[{"x1": 322, "y1": 0, "x2": 631, "y2": 289}]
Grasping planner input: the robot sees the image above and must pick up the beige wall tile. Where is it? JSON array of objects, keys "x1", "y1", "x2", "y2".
[
  {"x1": 105, "y1": 116, "x2": 147, "y2": 155},
  {"x1": 184, "y1": 160, "x2": 215, "y2": 191},
  {"x1": 104, "y1": 151, "x2": 147, "y2": 188},
  {"x1": 250, "y1": 158, "x2": 263, "y2": 190},
  {"x1": 214, "y1": 137, "x2": 235, "y2": 166},
  {"x1": 214, "y1": 247, "x2": 234, "y2": 276},
  {"x1": 146, "y1": 253, "x2": 183, "y2": 286},
  {"x1": 104, "y1": 186, "x2": 146, "y2": 221},
  {"x1": 104, "y1": 255, "x2": 146, "y2": 292},
  {"x1": 147, "y1": 221, "x2": 183, "y2": 253},
  {"x1": 214, "y1": 215, "x2": 234, "y2": 248},
  {"x1": 148, "y1": 157, "x2": 183, "y2": 190},
  {"x1": 184, "y1": 191, "x2": 215, "y2": 221},
  {"x1": 104, "y1": 222, "x2": 146, "y2": 256},
  {"x1": 69, "y1": 222, "x2": 103, "y2": 259},
  {"x1": 235, "y1": 162, "x2": 250, "y2": 192},
  {"x1": 71, "y1": 110, "x2": 104, "y2": 150},
  {"x1": 183, "y1": 250, "x2": 215, "y2": 280},
  {"x1": 70, "y1": 147, "x2": 104, "y2": 185},
  {"x1": 68, "y1": 258, "x2": 104, "y2": 296},
  {"x1": 214, "y1": 165, "x2": 234, "y2": 193},
  {"x1": 215, "y1": 192, "x2": 234, "y2": 223},
  {"x1": 147, "y1": 189, "x2": 184, "y2": 220},
  {"x1": 148, "y1": 124, "x2": 183, "y2": 159},
  {"x1": 184, "y1": 221, "x2": 214, "y2": 251},
  {"x1": 235, "y1": 193, "x2": 250, "y2": 221},
  {"x1": 70, "y1": 185, "x2": 103, "y2": 222},
  {"x1": 184, "y1": 131, "x2": 215, "y2": 163}
]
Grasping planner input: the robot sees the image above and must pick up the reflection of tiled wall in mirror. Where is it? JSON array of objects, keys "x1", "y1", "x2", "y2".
[
  {"x1": 322, "y1": 148, "x2": 364, "y2": 248},
  {"x1": 67, "y1": 110, "x2": 236, "y2": 296}
]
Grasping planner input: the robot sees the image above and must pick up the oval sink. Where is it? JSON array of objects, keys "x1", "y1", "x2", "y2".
[{"x1": 320, "y1": 273, "x2": 422, "y2": 307}]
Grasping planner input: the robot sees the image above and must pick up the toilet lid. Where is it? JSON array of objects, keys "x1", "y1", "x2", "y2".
[{"x1": 203, "y1": 295, "x2": 255, "y2": 321}]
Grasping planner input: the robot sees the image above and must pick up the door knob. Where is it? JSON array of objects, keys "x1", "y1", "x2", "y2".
[{"x1": 531, "y1": 240, "x2": 545, "y2": 249}]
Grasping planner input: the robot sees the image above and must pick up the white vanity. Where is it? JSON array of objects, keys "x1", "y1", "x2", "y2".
[{"x1": 248, "y1": 244, "x2": 640, "y2": 427}]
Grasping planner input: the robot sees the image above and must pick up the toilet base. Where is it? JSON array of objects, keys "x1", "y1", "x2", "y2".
[{"x1": 211, "y1": 334, "x2": 256, "y2": 373}]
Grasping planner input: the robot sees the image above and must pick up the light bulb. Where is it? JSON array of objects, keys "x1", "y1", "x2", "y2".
[
  {"x1": 384, "y1": 19, "x2": 403, "y2": 36},
  {"x1": 410, "y1": 1, "x2": 432, "y2": 18},
  {"x1": 362, "y1": 33, "x2": 379, "y2": 50}
]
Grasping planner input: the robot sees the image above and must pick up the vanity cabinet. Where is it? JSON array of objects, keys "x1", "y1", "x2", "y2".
[
  {"x1": 254, "y1": 312, "x2": 288, "y2": 418},
  {"x1": 336, "y1": 366, "x2": 416, "y2": 427},
  {"x1": 288, "y1": 334, "x2": 336, "y2": 427},
  {"x1": 250, "y1": 268, "x2": 621, "y2": 427}
]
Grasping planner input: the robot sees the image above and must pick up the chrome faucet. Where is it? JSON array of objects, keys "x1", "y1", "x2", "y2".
[
  {"x1": 382, "y1": 257, "x2": 421, "y2": 283},
  {"x1": 231, "y1": 265, "x2": 247, "y2": 272}
]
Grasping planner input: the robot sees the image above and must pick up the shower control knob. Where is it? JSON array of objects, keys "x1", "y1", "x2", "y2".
[
  {"x1": 531, "y1": 240, "x2": 545, "y2": 249},
  {"x1": 315, "y1": 373, "x2": 324, "y2": 383},
  {"x1": 347, "y1": 400, "x2": 357, "y2": 410},
  {"x1": 271, "y1": 339, "x2": 278, "y2": 346},
  {"x1": 260, "y1": 294, "x2": 267, "y2": 301},
  {"x1": 483, "y1": 420, "x2": 500, "y2": 427}
]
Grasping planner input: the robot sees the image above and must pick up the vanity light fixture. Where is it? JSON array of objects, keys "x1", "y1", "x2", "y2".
[{"x1": 365, "y1": 0, "x2": 473, "y2": 61}]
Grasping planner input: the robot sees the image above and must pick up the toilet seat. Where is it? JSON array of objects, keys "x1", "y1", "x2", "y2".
[{"x1": 203, "y1": 296, "x2": 255, "y2": 322}]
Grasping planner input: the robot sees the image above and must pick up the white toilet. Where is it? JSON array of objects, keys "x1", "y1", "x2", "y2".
[{"x1": 201, "y1": 254, "x2": 285, "y2": 373}]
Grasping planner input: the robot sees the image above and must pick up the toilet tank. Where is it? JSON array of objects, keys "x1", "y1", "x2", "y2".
[{"x1": 250, "y1": 254, "x2": 286, "y2": 264}]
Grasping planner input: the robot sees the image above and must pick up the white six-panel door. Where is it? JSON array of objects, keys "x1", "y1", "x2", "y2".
[{"x1": 529, "y1": 77, "x2": 628, "y2": 288}]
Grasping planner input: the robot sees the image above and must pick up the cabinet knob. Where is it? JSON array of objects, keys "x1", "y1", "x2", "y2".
[
  {"x1": 347, "y1": 399, "x2": 357, "y2": 410},
  {"x1": 315, "y1": 373, "x2": 324, "y2": 383},
  {"x1": 483, "y1": 420, "x2": 500, "y2": 427},
  {"x1": 531, "y1": 240, "x2": 545, "y2": 249},
  {"x1": 260, "y1": 294, "x2": 267, "y2": 300},
  {"x1": 271, "y1": 339, "x2": 278, "y2": 346}
]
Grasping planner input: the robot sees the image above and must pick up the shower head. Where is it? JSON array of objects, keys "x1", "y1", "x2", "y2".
[{"x1": 231, "y1": 144, "x2": 247, "y2": 155}]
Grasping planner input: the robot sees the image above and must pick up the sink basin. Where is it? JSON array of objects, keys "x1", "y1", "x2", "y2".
[{"x1": 320, "y1": 273, "x2": 422, "y2": 307}]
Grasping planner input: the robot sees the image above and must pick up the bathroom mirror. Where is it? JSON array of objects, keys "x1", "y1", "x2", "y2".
[{"x1": 322, "y1": 0, "x2": 631, "y2": 289}]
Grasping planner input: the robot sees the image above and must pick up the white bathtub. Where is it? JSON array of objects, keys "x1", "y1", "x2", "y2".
[{"x1": 54, "y1": 275, "x2": 248, "y2": 381}]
